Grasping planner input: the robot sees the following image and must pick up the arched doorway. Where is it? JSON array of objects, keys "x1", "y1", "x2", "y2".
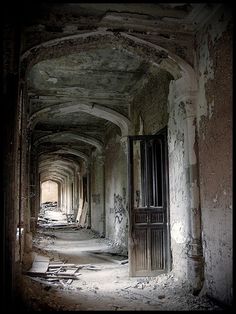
[
  {"x1": 40, "y1": 180, "x2": 58, "y2": 206},
  {"x1": 22, "y1": 28, "x2": 202, "y2": 291}
]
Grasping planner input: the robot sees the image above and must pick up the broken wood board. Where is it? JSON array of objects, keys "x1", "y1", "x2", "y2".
[
  {"x1": 26, "y1": 272, "x2": 80, "y2": 279},
  {"x1": 46, "y1": 269, "x2": 78, "y2": 276},
  {"x1": 48, "y1": 263, "x2": 77, "y2": 268},
  {"x1": 80, "y1": 202, "x2": 88, "y2": 227},
  {"x1": 76, "y1": 198, "x2": 83, "y2": 222},
  {"x1": 28, "y1": 254, "x2": 50, "y2": 273},
  {"x1": 26, "y1": 257, "x2": 81, "y2": 280}
]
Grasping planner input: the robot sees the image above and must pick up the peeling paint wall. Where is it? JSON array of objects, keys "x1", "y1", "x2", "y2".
[
  {"x1": 130, "y1": 69, "x2": 172, "y2": 135},
  {"x1": 105, "y1": 125, "x2": 128, "y2": 254},
  {"x1": 167, "y1": 81, "x2": 190, "y2": 280},
  {"x1": 76, "y1": 162, "x2": 88, "y2": 223},
  {"x1": 130, "y1": 67, "x2": 191, "y2": 280},
  {"x1": 195, "y1": 6, "x2": 232, "y2": 305}
]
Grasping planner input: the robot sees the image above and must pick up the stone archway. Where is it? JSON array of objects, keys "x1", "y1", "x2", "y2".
[{"x1": 21, "y1": 30, "x2": 203, "y2": 292}]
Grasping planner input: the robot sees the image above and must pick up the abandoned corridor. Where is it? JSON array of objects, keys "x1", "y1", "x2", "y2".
[{"x1": 2, "y1": 2, "x2": 233, "y2": 312}]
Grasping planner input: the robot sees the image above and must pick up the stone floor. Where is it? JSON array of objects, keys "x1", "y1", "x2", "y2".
[{"x1": 19, "y1": 208, "x2": 226, "y2": 311}]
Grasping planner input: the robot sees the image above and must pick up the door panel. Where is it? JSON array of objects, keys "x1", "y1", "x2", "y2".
[
  {"x1": 128, "y1": 128, "x2": 170, "y2": 276},
  {"x1": 151, "y1": 228, "x2": 164, "y2": 269},
  {"x1": 134, "y1": 228, "x2": 148, "y2": 271}
]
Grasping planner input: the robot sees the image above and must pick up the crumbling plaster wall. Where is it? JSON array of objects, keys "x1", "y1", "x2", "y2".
[
  {"x1": 76, "y1": 161, "x2": 88, "y2": 223},
  {"x1": 90, "y1": 152, "x2": 105, "y2": 236},
  {"x1": 130, "y1": 69, "x2": 172, "y2": 135},
  {"x1": 167, "y1": 84, "x2": 191, "y2": 281},
  {"x1": 105, "y1": 126, "x2": 128, "y2": 254},
  {"x1": 195, "y1": 6, "x2": 232, "y2": 305},
  {"x1": 130, "y1": 68, "x2": 191, "y2": 280}
]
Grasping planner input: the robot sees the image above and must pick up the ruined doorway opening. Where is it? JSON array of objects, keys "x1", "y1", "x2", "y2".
[
  {"x1": 40, "y1": 180, "x2": 58, "y2": 207},
  {"x1": 128, "y1": 127, "x2": 171, "y2": 276},
  {"x1": 39, "y1": 180, "x2": 61, "y2": 225}
]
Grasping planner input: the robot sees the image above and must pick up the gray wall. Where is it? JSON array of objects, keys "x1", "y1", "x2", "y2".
[
  {"x1": 91, "y1": 152, "x2": 105, "y2": 236},
  {"x1": 105, "y1": 126, "x2": 128, "y2": 254},
  {"x1": 130, "y1": 66, "x2": 192, "y2": 281},
  {"x1": 89, "y1": 8, "x2": 233, "y2": 304},
  {"x1": 167, "y1": 88, "x2": 191, "y2": 280},
  {"x1": 130, "y1": 69, "x2": 172, "y2": 135},
  {"x1": 195, "y1": 6, "x2": 232, "y2": 305}
]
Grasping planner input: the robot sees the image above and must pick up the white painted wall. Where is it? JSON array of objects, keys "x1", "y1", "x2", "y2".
[{"x1": 41, "y1": 180, "x2": 58, "y2": 203}]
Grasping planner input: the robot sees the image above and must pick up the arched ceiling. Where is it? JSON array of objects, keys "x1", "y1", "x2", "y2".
[
  {"x1": 23, "y1": 3, "x2": 215, "y2": 177},
  {"x1": 34, "y1": 131, "x2": 103, "y2": 152},
  {"x1": 28, "y1": 43, "x2": 154, "y2": 166}
]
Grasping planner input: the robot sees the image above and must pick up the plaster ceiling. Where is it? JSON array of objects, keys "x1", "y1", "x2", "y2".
[
  {"x1": 28, "y1": 47, "x2": 150, "y2": 116},
  {"x1": 23, "y1": 3, "x2": 218, "y2": 175},
  {"x1": 28, "y1": 45, "x2": 154, "y2": 165}
]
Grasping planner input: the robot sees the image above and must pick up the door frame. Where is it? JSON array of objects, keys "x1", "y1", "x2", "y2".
[{"x1": 127, "y1": 126, "x2": 171, "y2": 276}]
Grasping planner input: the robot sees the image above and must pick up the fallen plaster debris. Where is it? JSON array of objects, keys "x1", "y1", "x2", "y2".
[{"x1": 25, "y1": 255, "x2": 81, "y2": 281}]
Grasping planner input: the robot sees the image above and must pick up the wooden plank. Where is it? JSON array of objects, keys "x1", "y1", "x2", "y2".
[
  {"x1": 76, "y1": 198, "x2": 83, "y2": 222},
  {"x1": 28, "y1": 255, "x2": 50, "y2": 273},
  {"x1": 47, "y1": 270, "x2": 78, "y2": 276},
  {"x1": 25, "y1": 272, "x2": 79, "y2": 279},
  {"x1": 80, "y1": 202, "x2": 88, "y2": 227},
  {"x1": 49, "y1": 263, "x2": 77, "y2": 268}
]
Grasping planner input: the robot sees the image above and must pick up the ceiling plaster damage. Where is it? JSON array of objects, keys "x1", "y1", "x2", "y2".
[{"x1": 24, "y1": 3, "x2": 208, "y2": 172}]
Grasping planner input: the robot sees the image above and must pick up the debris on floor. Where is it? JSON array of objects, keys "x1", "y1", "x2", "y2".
[
  {"x1": 27, "y1": 254, "x2": 50, "y2": 274},
  {"x1": 25, "y1": 254, "x2": 81, "y2": 282},
  {"x1": 19, "y1": 209, "x2": 225, "y2": 311}
]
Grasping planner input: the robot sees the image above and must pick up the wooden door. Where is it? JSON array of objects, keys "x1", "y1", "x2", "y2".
[{"x1": 128, "y1": 128, "x2": 171, "y2": 276}]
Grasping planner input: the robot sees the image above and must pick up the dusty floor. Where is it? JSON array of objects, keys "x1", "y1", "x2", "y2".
[{"x1": 19, "y1": 208, "x2": 225, "y2": 311}]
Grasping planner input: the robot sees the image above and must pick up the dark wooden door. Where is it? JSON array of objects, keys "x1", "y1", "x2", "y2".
[{"x1": 128, "y1": 128, "x2": 170, "y2": 276}]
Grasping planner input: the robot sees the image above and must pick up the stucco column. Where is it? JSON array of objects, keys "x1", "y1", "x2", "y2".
[
  {"x1": 86, "y1": 162, "x2": 91, "y2": 228},
  {"x1": 22, "y1": 128, "x2": 34, "y2": 270},
  {"x1": 97, "y1": 154, "x2": 106, "y2": 237},
  {"x1": 73, "y1": 171, "x2": 77, "y2": 213},
  {"x1": 66, "y1": 177, "x2": 71, "y2": 214},
  {"x1": 185, "y1": 96, "x2": 204, "y2": 294},
  {"x1": 61, "y1": 182, "x2": 65, "y2": 212},
  {"x1": 60, "y1": 181, "x2": 64, "y2": 210},
  {"x1": 63, "y1": 179, "x2": 67, "y2": 213},
  {"x1": 77, "y1": 172, "x2": 81, "y2": 218},
  {"x1": 120, "y1": 136, "x2": 128, "y2": 156},
  {"x1": 57, "y1": 182, "x2": 61, "y2": 209},
  {"x1": 35, "y1": 171, "x2": 40, "y2": 223},
  {"x1": 29, "y1": 148, "x2": 38, "y2": 234}
]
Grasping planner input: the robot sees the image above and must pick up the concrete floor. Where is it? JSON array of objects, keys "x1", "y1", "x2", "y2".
[{"x1": 20, "y1": 209, "x2": 224, "y2": 311}]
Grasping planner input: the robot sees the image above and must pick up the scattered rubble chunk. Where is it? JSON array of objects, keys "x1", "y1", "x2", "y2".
[
  {"x1": 158, "y1": 295, "x2": 165, "y2": 299},
  {"x1": 25, "y1": 254, "x2": 81, "y2": 282}
]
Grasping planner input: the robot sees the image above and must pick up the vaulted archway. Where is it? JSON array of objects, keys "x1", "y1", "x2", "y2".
[
  {"x1": 23, "y1": 25, "x2": 202, "y2": 291},
  {"x1": 2, "y1": 3, "x2": 232, "y2": 311}
]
